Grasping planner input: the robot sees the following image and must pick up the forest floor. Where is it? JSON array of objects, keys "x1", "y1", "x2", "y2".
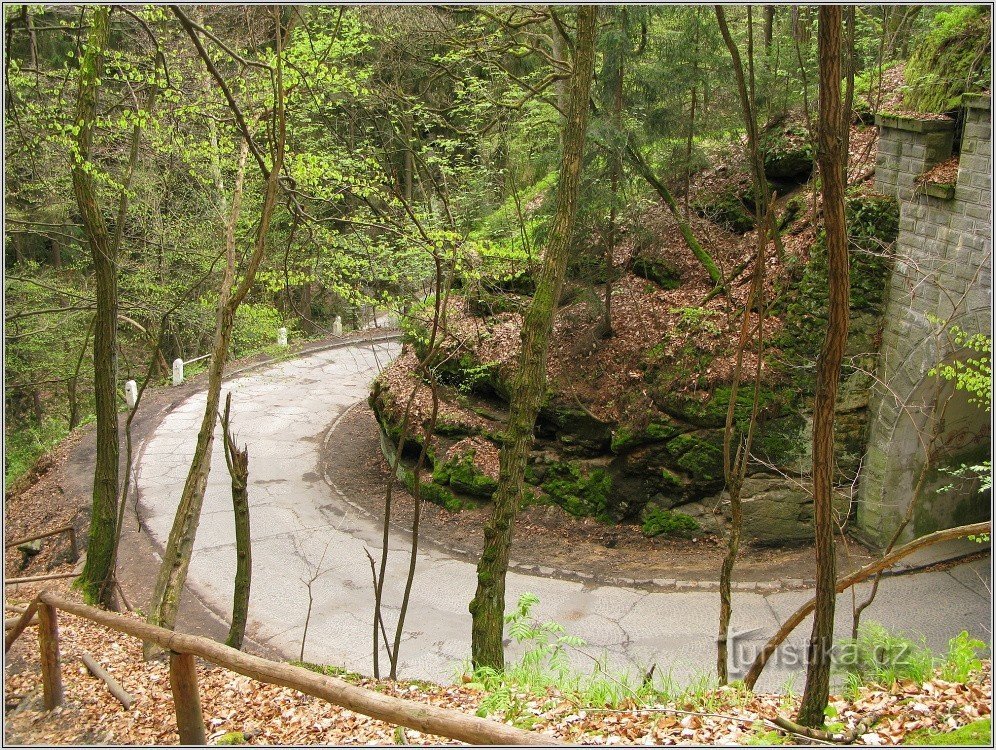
[
  {"x1": 329, "y1": 403, "x2": 877, "y2": 585},
  {"x1": 4, "y1": 584, "x2": 991, "y2": 745}
]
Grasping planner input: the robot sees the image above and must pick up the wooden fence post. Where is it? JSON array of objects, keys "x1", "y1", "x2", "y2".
[
  {"x1": 169, "y1": 651, "x2": 206, "y2": 745},
  {"x1": 37, "y1": 601, "x2": 64, "y2": 709},
  {"x1": 67, "y1": 526, "x2": 79, "y2": 562}
]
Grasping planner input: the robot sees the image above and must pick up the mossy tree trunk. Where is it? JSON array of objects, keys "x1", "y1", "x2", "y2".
[
  {"x1": 604, "y1": 6, "x2": 627, "y2": 337},
  {"x1": 797, "y1": 6, "x2": 847, "y2": 728},
  {"x1": 469, "y1": 5, "x2": 597, "y2": 672},
  {"x1": 625, "y1": 143, "x2": 723, "y2": 286},
  {"x1": 70, "y1": 6, "x2": 118, "y2": 607}
]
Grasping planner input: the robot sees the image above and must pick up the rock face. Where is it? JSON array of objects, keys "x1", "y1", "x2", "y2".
[{"x1": 371, "y1": 183, "x2": 903, "y2": 547}]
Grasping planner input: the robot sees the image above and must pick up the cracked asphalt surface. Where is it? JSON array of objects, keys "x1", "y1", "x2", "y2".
[{"x1": 135, "y1": 337, "x2": 992, "y2": 691}]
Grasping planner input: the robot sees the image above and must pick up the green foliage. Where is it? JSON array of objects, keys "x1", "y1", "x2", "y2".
[
  {"x1": 540, "y1": 462, "x2": 613, "y2": 520},
  {"x1": 232, "y1": 303, "x2": 286, "y2": 358},
  {"x1": 837, "y1": 623, "x2": 987, "y2": 698},
  {"x1": 930, "y1": 326, "x2": 992, "y2": 503},
  {"x1": 838, "y1": 623, "x2": 935, "y2": 697},
  {"x1": 929, "y1": 327, "x2": 992, "y2": 413},
  {"x1": 903, "y1": 718, "x2": 992, "y2": 746},
  {"x1": 216, "y1": 732, "x2": 247, "y2": 745},
  {"x1": 940, "y1": 631, "x2": 987, "y2": 683},
  {"x1": 640, "y1": 506, "x2": 699, "y2": 537},
  {"x1": 289, "y1": 660, "x2": 363, "y2": 682},
  {"x1": 745, "y1": 726, "x2": 788, "y2": 746},
  {"x1": 904, "y1": 6, "x2": 992, "y2": 113},
  {"x1": 468, "y1": 592, "x2": 587, "y2": 721},
  {"x1": 466, "y1": 592, "x2": 733, "y2": 714},
  {"x1": 669, "y1": 306, "x2": 720, "y2": 336},
  {"x1": 4, "y1": 417, "x2": 72, "y2": 487}
]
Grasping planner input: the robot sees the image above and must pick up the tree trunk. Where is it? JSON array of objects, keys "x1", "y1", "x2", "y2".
[
  {"x1": 717, "y1": 205, "x2": 771, "y2": 684},
  {"x1": 625, "y1": 144, "x2": 722, "y2": 285},
  {"x1": 469, "y1": 5, "x2": 597, "y2": 671},
  {"x1": 147, "y1": 8, "x2": 292, "y2": 649},
  {"x1": 605, "y1": 8, "x2": 625, "y2": 337},
  {"x1": 549, "y1": 8, "x2": 568, "y2": 122},
  {"x1": 797, "y1": 6, "x2": 847, "y2": 728},
  {"x1": 145, "y1": 47, "x2": 284, "y2": 649},
  {"x1": 221, "y1": 393, "x2": 251, "y2": 651},
  {"x1": 715, "y1": 6, "x2": 770, "y2": 227},
  {"x1": 763, "y1": 6, "x2": 775, "y2": 52},
  {"x1": 70, "y1": 6, "x2": 119, "y2": 607}
]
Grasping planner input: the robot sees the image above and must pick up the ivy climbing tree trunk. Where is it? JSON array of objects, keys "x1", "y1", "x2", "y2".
[
  {"x1": 70, "y1": 6, "x2": 118, "y2": 607},
  {"x1": 469, "y1": 5, "x2": 597, "y2": 672},
  {"x1": 797, "y1": 5, "x2": 847, "y2": 728}
]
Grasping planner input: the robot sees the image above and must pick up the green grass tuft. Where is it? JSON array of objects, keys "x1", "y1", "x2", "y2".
[{"x1": 904, "y1": 718, "x2": 992, "y2": 746}]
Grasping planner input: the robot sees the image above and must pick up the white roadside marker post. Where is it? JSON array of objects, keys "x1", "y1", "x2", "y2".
[{"x1": 125, "y1": 380, "x2": 138, "y2": 408}]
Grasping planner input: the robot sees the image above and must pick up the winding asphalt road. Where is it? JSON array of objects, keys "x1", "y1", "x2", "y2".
[{"x1": 135, "y1": 335, "x2": 991, "y2": 691}]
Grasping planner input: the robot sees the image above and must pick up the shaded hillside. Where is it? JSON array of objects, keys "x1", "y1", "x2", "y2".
[{"x1": 372, "y1": 116, "x2": 902, "y2": 545}]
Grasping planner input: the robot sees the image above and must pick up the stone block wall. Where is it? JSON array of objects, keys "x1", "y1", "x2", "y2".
[{"x1": 855, "y1": 96, "x2": 993, "y2": 548}]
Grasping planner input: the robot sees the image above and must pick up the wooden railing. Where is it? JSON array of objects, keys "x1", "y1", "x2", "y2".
[
  {"x1": 5, "y1": 524, "x2": 78, "y2": 561},
  {"x1": 9, "y1": 590, "x2": 558, "y2": 746}
]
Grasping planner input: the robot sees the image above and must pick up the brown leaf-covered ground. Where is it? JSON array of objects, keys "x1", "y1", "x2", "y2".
[
  {"x1": 918, "y1": 156, "x2": 961, "y2": 186},
  {"x1": 4, "y1": 586, "x2": 991, "y2": 745},
  {"x1": 385, "y1": 116, "x2": 880, "y2": 433}
]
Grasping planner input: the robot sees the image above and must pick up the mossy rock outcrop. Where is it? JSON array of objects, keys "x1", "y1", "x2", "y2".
[
  {"x1": 536, "y1": 402, "x2": 613, "y2": 455},
  {"x1": 610, "y1": 417, "x2": 683, "y2": 453},
  {"x1": 692, "y1": 185, "x2": 757, "y2": 234},
  {"x1": 904, "y1": 6, "x2": 992, "y2": 114},
  {"x1": 632, "y1": 255, "x2": 682, "y2": 290},
  {"x1": 761, "y1": 125, "x2": 814, "y2": 181},
  {"x1": 538, "y1": 460, "x2": 614, "y2": 520},
  {"x1": 666, "y1": 431, "x2": 725, "y2": 487},
  {"x1": 432, "y1": 443, "x2": 499, "y2": 500}
]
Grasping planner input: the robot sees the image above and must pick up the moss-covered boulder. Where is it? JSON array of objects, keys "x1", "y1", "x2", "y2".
[
  {"x1": 640, "y1": 504, "x2": 700, "y2": 537},
  {"x1": 632, "y1": 255, "x2": 682, "y2": 290},
  {"x1": 666, "y1": 431, "x2": 725, "y2": 487},
  {"x1": 540, "y1": 460, "x2": 614, "y2": 520},
  {"x1": 610, "y1": 416, "x2": 683, "y2": 453},
  {"x1": 536, "y1": 402, "x2": 614, "y2": 455},
  {"x1": 761, "y1": 125, "x2": 814, "y2": 181},
  {"x1": 692, "y1": 184, "x2": 757, "y2": 234},
  {"x1": 652, "y1": 385, "x2": 789, "y2": 430},
  {"x1": 432, "y1": 439, "x2": 499, "y2": 500}
]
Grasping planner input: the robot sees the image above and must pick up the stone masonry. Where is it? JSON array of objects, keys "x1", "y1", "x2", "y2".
[{"x1": 855, "y1": 96, "x2": 993, "y2": 548}]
